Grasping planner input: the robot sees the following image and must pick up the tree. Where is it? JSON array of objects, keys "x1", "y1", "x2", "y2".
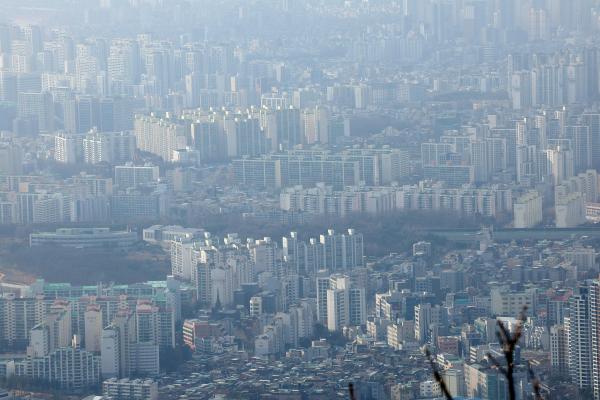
[{"x1": 422, "y1": 307, "x2": 544, "y2": 400}]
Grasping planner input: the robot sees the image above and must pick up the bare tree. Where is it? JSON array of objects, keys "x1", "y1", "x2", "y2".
[
  {"x1": 424, "y1": 306, "x2": 543, "y2": 400},
  {"x1": 349, "y1": 382, "x2": 357, "y2": 400},
  {"x1": 527, "y1": 360, "x2": 543, "y2": 400},
  {"x1": 424, "y1": 346, "x2": 454, "y2": 400}
]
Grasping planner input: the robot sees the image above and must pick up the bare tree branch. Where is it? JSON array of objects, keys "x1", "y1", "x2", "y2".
[
  {"x1": 348, "y1": 382, "x2": 357, "y2": 400},
  {"x1": 527, "y1": 361, "x2": 543, "y2": 400},
  {"x1": 491, "y1": 306, "x2": 528, "y2": 400},
  {"x1": 424, "y1": 346, "x2": 454, "y2": 400},
  {"x1": 486, "y1": 353, "x2": 508, "y2": 376},
  {"x1": 425, "y1": 306, "x2": 542, "y2": 400}
]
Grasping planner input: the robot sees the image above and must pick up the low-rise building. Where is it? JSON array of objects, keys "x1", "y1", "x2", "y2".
[
  {"x1": 30, "y1": 227, "x2": 138, "y2": 248},
  {"x1": 102, "y1": 378, "x2": 158, "y2": 400}
]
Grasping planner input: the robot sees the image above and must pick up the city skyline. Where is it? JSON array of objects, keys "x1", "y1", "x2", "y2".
[{"x1": 3, "y1": 1, "x2": 600, "y2": 399}]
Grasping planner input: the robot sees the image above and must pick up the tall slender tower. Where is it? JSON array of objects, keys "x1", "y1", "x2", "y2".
[
  {"x1": 590, "y1": 278, "x2": 600, "y2": 399},
  {"x1": 569, "y1": 287, "x2": 592, "y2": 390}
]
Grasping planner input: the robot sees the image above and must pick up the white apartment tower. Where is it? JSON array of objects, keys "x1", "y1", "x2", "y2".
[
  {"x1": 569, "y1": 288, "x2": 592, "y2": 390},
  {"x1": 133, "y1": 114, "x2": 187, "y2": 162},
  {"x1": 513, "y1": 191, "x2": 543, "y2": 228},
  {"x1": 325, "y1": 274, "x2": 366, "y2": 332},
  {"x1": 84, "y1": 304, "x2": 103, "y2": 353}
]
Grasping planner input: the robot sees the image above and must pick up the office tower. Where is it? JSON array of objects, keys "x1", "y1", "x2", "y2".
[
  {"x1": 98, "y1": 98, "x2": 116, "y2": 132},
  {"x1": 513, "y1": 191, "x2": 543, "y2": 228},
  {"x1": 17, "y1": 91, "x2": 54, "y2": 132},
  {"x1": 134, "y1": 115, "x2": 188, "y2": 162},
  {"x1": 325, "y1": 274, "x2": 366, "y2": 332},
  {"x1": 114, "y1": 164, "x2": 159, "y2": 189},
  {"x1": 581, "y1": 114, "x2": 600, "y2": 170},
  {"x1": 569, "y1": 287, "x2": 592, "y2": 390},
  {"x1": 0, "y1": 142, "x2": 24, "y2": 175},
  {"x1": 0, "y1": 71, "x2": 17, "y2": 102},
  {"x1": 584, "y1": 48, "x2": 600, "y2": 101},
  {"x1": 63, "y1": 95, "x2": 101, "y2": 134},
  {"x1": 567, "y1": 125, "x2": 593, "y2": 172},
  {"x1": 112, "y1": 97, "x2": 135, "y2": 131}
]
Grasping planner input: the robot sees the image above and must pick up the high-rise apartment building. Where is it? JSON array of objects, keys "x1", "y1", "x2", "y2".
[
  {"x1": 325, "y1": 274, "x2": 366, "y2": 332},
  {"x1": 569, "y1": 287, "x2": 592, "y2": 390},
  {"x1": 133, "y1": 114, "x2": 187, "y2": 162},
  {"x1": 590, "y1": 279, "x2": 600, "y2": 399},
  {"x1": 513, "y1": 191, "x2": 543, "y2": 228},
  {"x1": 319, "y1": 229, "x2": 364, "y2": 272},
  {"x1": 83, "y1": 130, "x2": 136, "y2": 164},
  {"x1": 55, "y1": 132, "x2": 82, "y2": 164},
  {"x1": 114, "y1": 164, "x2": 159, "y2": 189}
]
